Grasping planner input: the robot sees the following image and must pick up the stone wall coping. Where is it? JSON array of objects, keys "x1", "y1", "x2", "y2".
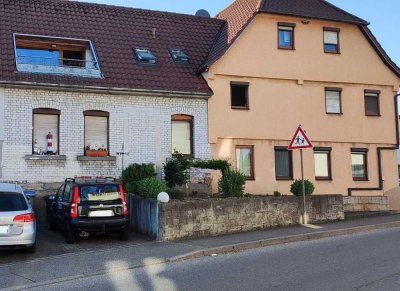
[
  {"x1": 76, "y1": 156, "x2": 117, "y2": 162},
  {"x1": 25, "y1": 155, "x2": 67, "y2": 161}
]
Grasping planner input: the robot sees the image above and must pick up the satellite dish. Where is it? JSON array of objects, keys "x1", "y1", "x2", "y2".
[{"x1": 195, "y1": 9, "x2": 211, "y2": 18}]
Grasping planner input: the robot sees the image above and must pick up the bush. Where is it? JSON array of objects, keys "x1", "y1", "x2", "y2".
[
  {"x1": 273, "y1": 191, "x2": 282, "y2": 197},
  {"x1": 163, "y1": 153, "x2": 192, "y2": 189},
  {"x1": 290, "y1": 179, "x2": 315, "y2": 196},
  {"x1": 137, "y1": 178, "x2": 167, "y2": 199},
  {"x1": 167, "y1": 188, "x2": 186, "y2": 200},
  {"x1": 218, "y1": 169, "x2": 247, "y2": 198},
  {"x1": 122, "y1": 163, "x2": 155, "y2": 194},
  {"x1": 191, "y1": 159, "x2": 231, "y2": 174}
]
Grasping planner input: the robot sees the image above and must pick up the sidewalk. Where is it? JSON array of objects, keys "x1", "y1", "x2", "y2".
[{"x1": 2, "y1": 214, "x2": 400, "y2": 290}]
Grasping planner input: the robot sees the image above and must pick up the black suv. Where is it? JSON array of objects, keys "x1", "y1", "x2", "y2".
[{"x1": 45, "y1": 178, "x2": 130, "y2": 244}]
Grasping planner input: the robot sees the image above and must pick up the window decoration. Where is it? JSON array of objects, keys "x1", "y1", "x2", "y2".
[
  {"x1": 84, "y1": 111, "x2": 109, "y2": 157},
  {"x1": 32, "y1": 108, "x2": 60, "y2": 155}
]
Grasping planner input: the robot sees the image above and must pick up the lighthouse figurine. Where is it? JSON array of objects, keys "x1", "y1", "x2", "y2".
[
  {"x1": 47, "y1": 132, "x2": 53, "y2": 155},
  {"x1": 33, "y1": 139, "x2": 39, "y2": 155}
]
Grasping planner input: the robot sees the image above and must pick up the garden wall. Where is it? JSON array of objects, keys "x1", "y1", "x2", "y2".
[
  {"x1": 128, "y1": 194, "x2": 344, "y2": 241},
  {"x1": 343, "y1": 196, "x2": 389, "y2": 212}
]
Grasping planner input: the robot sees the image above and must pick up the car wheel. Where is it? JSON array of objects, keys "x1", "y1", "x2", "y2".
[
  {"x1": 64, "y1": 222, "x2": 76, "y2": 244},
  {"x1": 25, "y1": 242, "x2": 36, "y2": 254},
  {"x1": 118, "y1": 229, "x2": 130, "y2": 241}
]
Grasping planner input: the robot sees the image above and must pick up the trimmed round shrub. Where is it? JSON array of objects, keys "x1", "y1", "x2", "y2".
[
  {"x1": 137, "y1": 178, "x2": 167, "y2": 199},
  {"x1": 218, "y1": 169, "x2": 247, "y2": 198},
  {"x1": 290, "y1": 179, "x2": 315, "y2": 196},
  {"x1": 122, "y1": 163, "x2": 156, "y2": 194}
]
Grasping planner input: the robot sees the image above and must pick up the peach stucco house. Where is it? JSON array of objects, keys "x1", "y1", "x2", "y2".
[{"x1": 202, "y1": 0, "x2": 400, "y2": 198}]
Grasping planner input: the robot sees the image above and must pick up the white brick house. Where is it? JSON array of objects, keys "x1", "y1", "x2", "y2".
[
  {"x1": 0, "y1": 87, "x2": 210, "y2": 183},
  {"x1": 0, "y1": 0, "x2": 224, "y2": 186}
]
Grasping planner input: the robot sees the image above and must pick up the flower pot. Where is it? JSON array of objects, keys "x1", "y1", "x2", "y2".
[{"x1": 85, "y1": 150, "x2": 108, "y2": 157}]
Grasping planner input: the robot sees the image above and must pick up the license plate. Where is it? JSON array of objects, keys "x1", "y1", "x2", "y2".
[
  {"x1": 89, "y1": 210, "x2": 114, "y2": 217},
  {"x1": 0, "y1": 225, "x2": 10, "y2": 234}
]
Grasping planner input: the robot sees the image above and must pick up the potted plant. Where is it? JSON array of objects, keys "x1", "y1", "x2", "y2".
[{"x1": 85, "y1": 145, "x2": 108, "y2": 157}]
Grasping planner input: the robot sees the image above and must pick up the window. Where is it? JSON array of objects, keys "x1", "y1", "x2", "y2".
[
  {"x1": 169, "y1": 49, "x2": 189, "y2": 63},
  {"x1": 325, "y1": 87, "x2": 342, "y2": 114},
  {"x1": 171, "y1": 115, "x2": 193, "y2": 156},
  {"x1": 236, "y1": 146, "x2": 254, "y2": 180},
  {"x1": 32, "y1": 108, "x2": 60, "y2": 155},
  {"x1": 364, "y1": 90, "x2": 380, "y2": 116},
  {"x1": 84, "y1": 111, "x2": 109, "y2": 155},
  {"x1": 314, "y1": 147, "x2": 332, "y2": 180},
  {"x1": 351, "y1": 148, "x2": 368, "y2": 181},
  {"x1": 278, "y1": 23, "x2": 295, "y2": 49},
  {"x1": 231, "y1": 82, "x2": 249, "y2": 109},
  {"x1": 133, "y1": 48, "x2": 157, "y2": 65},
  {"x1": 323, "y1": 27, "x2": 340, "y2": 53},
  {"x1": 63, "y1": 183, "x2": 72, "y2": 202},
  {"x1": 14, "y1": 34, "x2": 101, "y2": 77},
  {"x1": 275, "y1": 147, "x2": 293, "y2": 180}
]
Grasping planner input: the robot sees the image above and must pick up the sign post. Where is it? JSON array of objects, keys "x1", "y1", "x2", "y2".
[{"x1": 288, "y1": 126, "x2": 313, "y2": 224}]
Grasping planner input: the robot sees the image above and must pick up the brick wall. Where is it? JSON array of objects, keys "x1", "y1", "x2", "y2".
[
  {"x1": 0, "y1": 88, "x2": 210, "y2": 183},
  {"x1": 343, "y1": 196, "x2": 389, "y2": 212},
  {"x1": 128, "y1": 194, "x2": 344, "y2": 241}
]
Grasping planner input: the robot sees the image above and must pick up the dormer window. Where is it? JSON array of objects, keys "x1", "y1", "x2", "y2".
[
  {"x1": 134, "y1": 48, "x2": 157, "y2": 65},
  {"x1": 169, "y1": 49, "x2": 189, "y2": 63},
  {"x1": 14, "y1": 34, "x2": 101, "y2": 77}
]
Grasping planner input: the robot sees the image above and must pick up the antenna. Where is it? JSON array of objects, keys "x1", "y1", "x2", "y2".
[{"x1": 195, "y1": 9, "x2": 211, "y2": 18}]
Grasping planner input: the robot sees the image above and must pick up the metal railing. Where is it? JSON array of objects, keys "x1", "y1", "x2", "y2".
[{"x1": 16, "y1": 55, "x2": 99, "y2": 69}]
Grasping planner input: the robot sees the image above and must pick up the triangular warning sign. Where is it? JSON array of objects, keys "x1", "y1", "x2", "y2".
[{"x1": 288, "y1": 126, "x2": 313, "y2": 150}]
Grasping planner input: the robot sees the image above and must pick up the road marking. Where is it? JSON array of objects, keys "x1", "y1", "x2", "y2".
[{"x1": 302, "y1": 224, "x2": 323, "y2": 230}]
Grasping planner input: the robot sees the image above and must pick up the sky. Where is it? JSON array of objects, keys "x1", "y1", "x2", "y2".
[{"x1": 76, "y1": 0, "x2": 399, "y2": 67}]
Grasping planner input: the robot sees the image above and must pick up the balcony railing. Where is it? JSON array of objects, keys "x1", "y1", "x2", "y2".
[{"x1": 16, "y1": 55, "x2": 102, "y2": 78}]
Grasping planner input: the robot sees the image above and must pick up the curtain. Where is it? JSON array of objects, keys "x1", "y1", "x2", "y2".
[
  {"x1": 236, "y1": 148, "x2": 251, "y2": 177},
  {"x1": 275, "y1": 150, "x2": 290, "y2": 177},
  {"x1": 351, "y1": 154, "x2": 365, "y2": 177},
  {"x1": 326, "y1": 91, "x2": 341, "y2": 113},
  {"x1": 172, "y1": 121, "x2": 191, "y2": 155},
  {"x1": 314, "y1": 152, "x2": 329, "y2": 177}
]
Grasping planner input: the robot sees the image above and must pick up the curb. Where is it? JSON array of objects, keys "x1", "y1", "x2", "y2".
[{"x1": 169, "y1": 221, "x2": 400, "y2": 262}]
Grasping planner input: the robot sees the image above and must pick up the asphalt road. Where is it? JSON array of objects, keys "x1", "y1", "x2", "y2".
[{"x1": 25, "y1": 227, "x2": 400, "y2": 291}]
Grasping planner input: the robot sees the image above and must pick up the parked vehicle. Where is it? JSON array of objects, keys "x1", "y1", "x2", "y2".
[
  {"x1": 0, "y1": 183, "x2": 36, "y2": 253},
  {"x1": 45, "y1": 177, "x2": 130, "y2": 244}
]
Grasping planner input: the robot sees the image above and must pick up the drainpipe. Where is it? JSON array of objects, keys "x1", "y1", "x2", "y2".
[{"x1": 348, "y1": 92, "x2": 400, "y2": 196}]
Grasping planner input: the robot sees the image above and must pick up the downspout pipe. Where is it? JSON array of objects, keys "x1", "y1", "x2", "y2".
[{"x1": 348, "y1": 92, "x2": 400, "y2": 196}]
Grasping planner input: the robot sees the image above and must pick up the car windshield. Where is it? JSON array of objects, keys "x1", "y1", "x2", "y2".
[
  {"x1": 0, "y1": 192, "x2": 28, "y2": 211},
  {"x1": 79, "y1": 185, "x2": 122, "y2": 202}
]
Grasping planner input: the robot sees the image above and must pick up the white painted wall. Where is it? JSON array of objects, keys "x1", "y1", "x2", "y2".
[{"x1": 1, "y1": 88, "x2": 210, "y2": 183}]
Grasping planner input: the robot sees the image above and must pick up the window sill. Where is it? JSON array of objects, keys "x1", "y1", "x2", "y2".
[
  {"x1": 326, "y1": 112, "x2": 343, "y2": 115},
  {"x1": 365, "y1": 114, "x2": 381, "y2": 117},
  {"x1": 316, "y1": 177, "x2": 333, "y2": 181},
  {"x1": 353, "y1": 178, "x2": 369, "y2": 182},
  {"x1": 25, "y1": 155, "x2": 67, "y2": 161},
  {"x1": 324, "y1": 51, "x2": 341, "y2": 55},
  {"x1": 276, "y1": 177, "x2": 293, "y2": 181},
  {"x1": 77, "y1": 156, "x2": 117, "y2": 162},
  {"x1": 278, "y1": 47, "x2": 295, "y2": 50},
  {"x1": 231, "y1": 106, "x2": 249, "y2": 110}
]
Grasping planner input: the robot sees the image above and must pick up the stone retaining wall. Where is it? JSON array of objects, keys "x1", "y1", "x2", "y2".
[
  {"x1": 128, "y1": 194, "x2": 344, "y2": 241},
  {"x1": 343, "y1": 196, "x2": 389, "y2": 212}
]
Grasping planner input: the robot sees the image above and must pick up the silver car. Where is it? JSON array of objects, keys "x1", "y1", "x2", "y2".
[{"x1": 0, "y1": 183, "x2": 36, "y2": 253}]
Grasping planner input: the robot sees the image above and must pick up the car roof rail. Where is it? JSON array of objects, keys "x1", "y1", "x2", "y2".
[{"x1": 65, "y1": 178, "x2": 75, "y2": 182}]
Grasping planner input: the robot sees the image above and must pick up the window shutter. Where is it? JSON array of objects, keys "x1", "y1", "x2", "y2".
[
  {"x1": 324, "y1": 31, "x2": 338, "y2": 45},
  {"x1": 326, "y1": 91, "x2": 341, "y2": 113},
  {"x1": 172, "y1": 121, "x2": 191, "y2": 155},
  {"x1": 33, "y1": 114, "x2": 58, "y2": 153},
  {"x1": 85, "y1": 116, "x2": 108, "y2": 149}
]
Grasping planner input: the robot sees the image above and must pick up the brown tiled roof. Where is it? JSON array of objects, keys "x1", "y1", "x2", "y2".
[
  {"x1": 0, "y1": 0, "x2": 224, "y2": 95},
  {"x1": 199, "y1": 0, "x2": 260, "y2": 71},
  {"x1": 260, "y1": 0, "x2": 368, "y2": 25}
]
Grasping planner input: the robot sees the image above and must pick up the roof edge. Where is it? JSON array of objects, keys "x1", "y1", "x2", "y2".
[
  {"x1": 359, "y1": 26, "x2": 400, "y2": 79},
  {"x1": 0, "y1": 81, "x2": 212, "y2": 98},
  {"x1": 259, "y1": 11, "x2": 369, "y2": 26}
]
